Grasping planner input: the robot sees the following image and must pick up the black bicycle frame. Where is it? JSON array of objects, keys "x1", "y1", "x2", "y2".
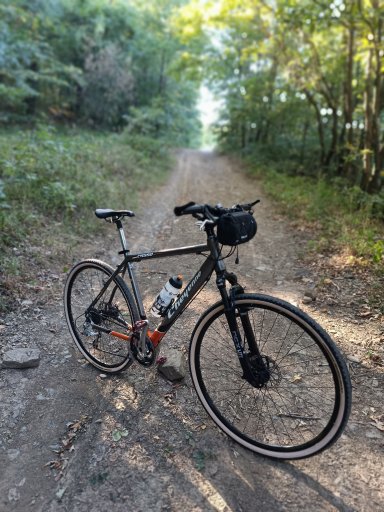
[
  {"x1": 124, "y1": 236, "x2": 262, "y2": 381},
  {"x1": 87, "y1": 229, "x2": 262, "y2": 379},
  {"x1": 123, "y1": 242, "x2": 216, "y2": 334}
]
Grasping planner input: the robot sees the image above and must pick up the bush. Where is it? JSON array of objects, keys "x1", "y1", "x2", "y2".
[
  {"x1": 82, "y1": 45, "x2": 134, "y2": 128},
  {"x1": 247, "y1": 160, "x2": 384, "y2": 268},
  {"x1": 0, "y1": 125, "x2": 172, "y2": 311}
]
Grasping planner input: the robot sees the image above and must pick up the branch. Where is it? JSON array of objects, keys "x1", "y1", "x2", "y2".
[
  {"x1": 303, "y1": 33, "x2": 337, "y2": 105},
  {"x1": 357, "y1": 0, "x2": 375, "y2": 34}
]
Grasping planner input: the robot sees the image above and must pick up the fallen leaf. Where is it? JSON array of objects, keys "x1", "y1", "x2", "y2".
[
  {"x1": 45, "y1": 460, "x2": 61, "y2": 469},
  {"x1": 61, "y1": 438, "x2": 73, "y2": 450},
  {"x1": 56, "y1": 487, "x2": 66, "y2": 500},
  {"x1": 67, "y1": 421, "x2": 82, "y2": 432},
  {"x1": 370, "y1": 420, "x2": 384, "y2": 432},
  {"x1": 112, "y1": 430, "x2": 122, "y2": 442},
  {"x1": 291, "y1": 374, "x2": 302, "y2": 383},
  {"x1": 323, "y1": 278, "x2": 340, "y2": 291},
  {"x1": 358, "y1": 311, "x2": 372, "y2": 318}
]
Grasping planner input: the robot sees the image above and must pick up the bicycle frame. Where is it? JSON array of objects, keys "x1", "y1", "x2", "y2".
[
  {"x1": 86, "y1": 231, "x2": 223, "y2": 343},
  {"x1": 87, "y1": 218, "x2": 265, "y2": 379},
  {"x1": 123, "y1": 244, "x2": 216, "y2": 343}
]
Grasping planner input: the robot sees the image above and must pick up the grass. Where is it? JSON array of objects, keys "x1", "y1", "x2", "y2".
[
  {"x1": 246, "y1": 161, "x2": 384, "y2": 270},
  {"x1": 0, "y1": 125, "x2": 172, "y2": 312}
]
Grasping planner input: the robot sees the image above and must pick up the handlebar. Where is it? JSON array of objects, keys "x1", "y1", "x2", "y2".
[{"x1": 174, "y1": 200, "x2": 260, "y2": 221}]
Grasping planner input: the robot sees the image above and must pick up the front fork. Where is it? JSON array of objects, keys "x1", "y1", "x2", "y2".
[{"x1": 217, "y1": 271, "x2": 267, "y2": 385}]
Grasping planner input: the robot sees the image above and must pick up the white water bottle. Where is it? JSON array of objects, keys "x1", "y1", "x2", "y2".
[{"x1": 150, "y1": 275, "x2": 183, "y2": 317}]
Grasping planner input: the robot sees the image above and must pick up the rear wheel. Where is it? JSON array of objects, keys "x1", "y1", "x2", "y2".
[
  {"x1": 190, "y1": 293, "x2": 351, "y2": 459},
  {"x1": 64, "y1": 259, "x2": 138, "y2": 373}
]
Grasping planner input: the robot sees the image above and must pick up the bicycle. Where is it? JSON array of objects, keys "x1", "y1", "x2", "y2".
[{"x1": 64, "y1": 200, "x2": 352, "y2": 460}]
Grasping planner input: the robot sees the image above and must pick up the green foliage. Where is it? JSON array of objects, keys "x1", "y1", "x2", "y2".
[
  {"x1": 125, "y1": 91, "x2": 201, "y2": 147},
  {"x1": 0, "y1": 126, "x2": 173, "y2": 312},
  {"x1": 248, "y1": 160, "x2": 384, "y2": 268},
  {"x1": 0, "y1": 0, "x2": 202, "y2": 140},
  {"x1": 0, "y1": 126, "x2": 172, "y2": 299},
  {"x1": 81, "y1": 44, "x2": 134, "y2": 128},
  {"x1": 176, "y1": 0, "x2": 383, "y2": 192}
]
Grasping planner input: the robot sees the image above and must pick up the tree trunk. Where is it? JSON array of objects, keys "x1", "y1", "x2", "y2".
[
  {"x1": 325, "y1": 108, "x2": 339, "y2": 169},
  {"x1": 343, "y1": 22, "x2": 355, "y2": 178},
  {"x1": 304, "y1": 89, "x2": 325, "y2": 165},
  {"x1": 368, "y1": 10, "x2": 383, "y2": 193},
  {"x1": 361, "y1": 48, "x2": 374, "y2": 191},
  {"x1": 300, "y1": 120, "x2": 310, "y2": 165},
  {"x1": 241, "y1": 120, "x2": 246, "y2": 150}
]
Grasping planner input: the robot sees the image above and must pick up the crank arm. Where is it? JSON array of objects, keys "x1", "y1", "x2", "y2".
[{"x1": 137, "y1": 321, "x2": 149, "y2": 353}]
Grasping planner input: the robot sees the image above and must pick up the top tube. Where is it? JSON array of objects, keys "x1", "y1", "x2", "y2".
[{"x1": 124, "y1": 244, "x2": 209, "y2": 262}]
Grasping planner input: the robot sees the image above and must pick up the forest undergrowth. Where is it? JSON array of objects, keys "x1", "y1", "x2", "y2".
[
  {"x1": 0, "y1": 127, "x2": 172, "y2": 312},
  {"x1": 245, "y1": 156, "x2": 384, "y2": 311}
]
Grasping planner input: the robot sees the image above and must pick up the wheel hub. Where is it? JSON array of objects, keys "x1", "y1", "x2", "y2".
[{"x1": 243, "y1": 354, "x2": 281, "y2": 388}]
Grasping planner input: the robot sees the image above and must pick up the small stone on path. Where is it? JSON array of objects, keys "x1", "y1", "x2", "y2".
[
  {"x1": 304, "y1": 289, "x2": 317, "y2": 300},
  {"x1": 347, "y1": 354, "x2": 360, "y2": 363},
  {"x1": 157, "y1": 349, "x2": 186, "y2": 381},
  {"x1": 1, "y1": 348, "x2": 40, "y2": 369}
]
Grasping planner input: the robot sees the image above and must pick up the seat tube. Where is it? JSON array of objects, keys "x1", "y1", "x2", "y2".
[
  {"x1": 115, "y1": 219, "x2": 128, "y2": 252},
  {"x1": 115, "y1": 219, "x2": 146, "y2": 319}
]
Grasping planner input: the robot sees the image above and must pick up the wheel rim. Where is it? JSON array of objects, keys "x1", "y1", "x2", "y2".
[
  {"x1": 191, "y1": 299, "x2": 347, "y2": 457},
  {"x1": 66, "y1": 264, "x2": 133, "y2": 369}
]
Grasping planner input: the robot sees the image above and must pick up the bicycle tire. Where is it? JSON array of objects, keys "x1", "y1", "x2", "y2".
[
  {"x1": 189, "y1": 293, "x2": 351, "y2": 459},
  {"x1": 64, "y1": 259, "x2": 139, "y2": 373}
]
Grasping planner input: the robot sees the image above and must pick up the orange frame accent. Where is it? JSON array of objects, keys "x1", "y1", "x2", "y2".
[
  {"x1": 109, "y1": 328, "x2": 165, "y2": 347},
  {"x1": 148, "y1": 329, "x2": 165, "y2": 347},
  {"x1": 110, "y1": 330, "x2": 131, "y2": 341}
]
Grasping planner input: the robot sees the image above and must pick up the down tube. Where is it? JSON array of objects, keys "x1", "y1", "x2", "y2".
[{"x1": 156, "y1": 257, "x2": 216, "y2": 334}]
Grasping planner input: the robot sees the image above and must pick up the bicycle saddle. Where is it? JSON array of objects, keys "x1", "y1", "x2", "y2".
[{"x1": 95, "y1": 209, "x2": 135, "y2": 220}]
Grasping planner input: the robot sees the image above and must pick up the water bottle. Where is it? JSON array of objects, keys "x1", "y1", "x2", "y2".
[{"x1": 150, "y1": 275, "x2": 183, "y2": 317}]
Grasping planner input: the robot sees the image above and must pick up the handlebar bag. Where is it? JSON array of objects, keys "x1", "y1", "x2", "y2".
[{"x1": 216, "y1": 211, "x2": 257, "y2": 246}]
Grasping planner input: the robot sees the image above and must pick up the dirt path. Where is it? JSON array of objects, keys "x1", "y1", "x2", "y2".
[{"x1": 1, "y1": 150, "x2": 383, "y2": 512}]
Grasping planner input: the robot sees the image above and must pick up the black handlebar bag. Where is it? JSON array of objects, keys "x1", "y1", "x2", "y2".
[{"x1": 216, "y1": 211, "x2": 257, "y2": 246}]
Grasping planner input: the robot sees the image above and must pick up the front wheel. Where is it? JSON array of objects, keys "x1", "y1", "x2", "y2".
[{"x1": 189, "y1": 293, "x2": 351, "y2": 460}]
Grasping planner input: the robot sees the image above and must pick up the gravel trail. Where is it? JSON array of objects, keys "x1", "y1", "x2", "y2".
[{"x1": 0, "y1": 150, "x2": 383, "y2": 512}]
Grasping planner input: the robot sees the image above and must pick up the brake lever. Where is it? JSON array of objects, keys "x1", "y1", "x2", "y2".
[{"x1": 196, "y1": 219, "x2": 215, "y2": 231}]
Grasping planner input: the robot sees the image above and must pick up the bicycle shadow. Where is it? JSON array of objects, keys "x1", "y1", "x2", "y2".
[{"x1": 54, "y1": 361, "x2": 359, "y2": 512}]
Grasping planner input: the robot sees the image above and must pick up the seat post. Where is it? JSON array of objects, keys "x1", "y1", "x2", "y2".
[{"x1": 115, "y1": 219, "x2": 129, "y2": 252}]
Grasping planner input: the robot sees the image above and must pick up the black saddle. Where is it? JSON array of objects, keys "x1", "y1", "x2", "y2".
[{"x1": 95, "y1": 209, "x2": 135, "y2": 220}]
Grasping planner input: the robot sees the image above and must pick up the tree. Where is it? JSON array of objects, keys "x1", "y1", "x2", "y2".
[
  {"x1": 175, "y1": 0, "x2": 383, "y2": 191},
  {"x1": 0, "y1": 0, "x2": 201, "y2": 141}
]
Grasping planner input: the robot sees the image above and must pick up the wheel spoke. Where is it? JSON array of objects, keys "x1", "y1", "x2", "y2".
[
  {"x1": 192, "y1": 296, "x2": 350, "y2": 458},
  {"x1": 65, "y1": 262, "x2": 135, "y2": 370}
]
